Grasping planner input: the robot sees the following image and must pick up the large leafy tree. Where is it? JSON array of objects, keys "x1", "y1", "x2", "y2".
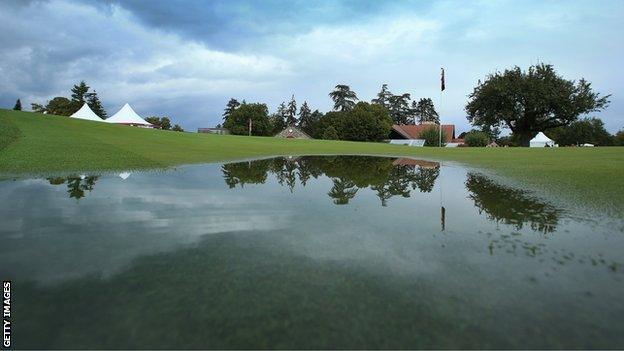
[
  {"x1": 87, "y1": 91, "x2": 107, "y2": 119},
  {"x1": 466, "y1": 63, "x2": 610, "y2": 145},
  {"x1": 13, "y1": 99, "x2": 22, "y2": 111},
  {"x1": 223, "y1": 103, "x2": 271, "y2": 136},
  {"x1": 388, "y1": 93, "x2": 412, "y2": 124},
  {"x1": 329, "y1": 84, "x2": 358, "y2": 112},
  {"x1": 222, "y1": 98, "x2": 241, "y2": 121},
  {"x1": 286, "y1": 95, "x2": 297, "y2": 125},
  {"x1": 371, "y1": 84, "x2": 392, "y2": 109},
  {"x1": 413, "y1": 98, "x2": 438, "y2": 124}
]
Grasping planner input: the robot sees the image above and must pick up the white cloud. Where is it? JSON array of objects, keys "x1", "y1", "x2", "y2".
[{"x1": 0, "y1": 0, "x2": 291, "y2": 115}]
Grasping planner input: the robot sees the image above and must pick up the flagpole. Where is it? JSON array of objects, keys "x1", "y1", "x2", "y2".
[
  {"x1": 439, "y1": 67, "x2": 444, "y2": 147},
  {"x1": 439, "y1": 67, "x2": 445, "y2": 231}
]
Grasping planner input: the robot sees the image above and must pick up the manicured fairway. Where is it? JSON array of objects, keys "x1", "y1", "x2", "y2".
[{"x1": 1, "y1": 108, "x2": 623, "y2": 215}]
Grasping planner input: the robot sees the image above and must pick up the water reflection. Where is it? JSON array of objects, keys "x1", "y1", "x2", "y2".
[
  {"x1": 47, "y1": 175, "x2": 99, "y2": 200},
  {"x1": 221, "y1": 156, "x2": 441, "y2": 206},
  {"x1": 465, "y1": 173, "x2": 560, "y2": 233},
  {"x1": 1, "y1": 156, "x2": 623, "y2": 349}
]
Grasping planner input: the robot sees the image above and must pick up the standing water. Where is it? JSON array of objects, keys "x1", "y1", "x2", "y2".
[{"x1": 1, "y1": 156, "x2": 622, "y2": 349}]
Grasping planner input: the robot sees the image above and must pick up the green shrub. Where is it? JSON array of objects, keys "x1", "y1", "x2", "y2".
[
  {"x1": 615, "y1": 130, "x2": 624, "y2": 146},
  {"x1": 322, "y1": 126, "x2": 339, "y2": 140},
  {"x1": 223, "y1": 103, "x2": 271, "y2": 136},
  {"x1": 464, "y1": 131, "x2": 490, "y2": 147},
  {"x1": 418, "y1": 126, "x2": 446, "y2": 147},
  {"x1": 315, "y1": 102, "x2": 392, "y2": 142},
  {"x1": 496, "y1": 135, "x2": 518, "y2": 147}
]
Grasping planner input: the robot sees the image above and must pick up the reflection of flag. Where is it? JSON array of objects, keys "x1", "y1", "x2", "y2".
[{"x1": 441, "y1": 68, "x2": 445, "y2": 91}]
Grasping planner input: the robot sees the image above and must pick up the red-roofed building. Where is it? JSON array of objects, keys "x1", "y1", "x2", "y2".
[{"x1": 389, "y1": 122, "x2": 464, "y2": 144}]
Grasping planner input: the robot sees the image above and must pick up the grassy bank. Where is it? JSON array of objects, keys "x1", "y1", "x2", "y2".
[{"x1": 1, "y1": 109, "x2": 623, "y2": 215}]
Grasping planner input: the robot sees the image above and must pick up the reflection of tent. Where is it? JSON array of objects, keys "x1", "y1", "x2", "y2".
[
  {"x1": 106, "y1": 103, "x2": 154, "y2": 128},
  {"x1": 119, "y1": 172, "x2": 131, "y2": 180},
  {"x1": 529, "y1": 132, "x2": 555, "y2": 148},
  {"x1": 70, "y1": 103, "x2": 104, "y2": 122}
]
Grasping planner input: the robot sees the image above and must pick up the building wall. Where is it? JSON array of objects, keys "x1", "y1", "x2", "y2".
[{"x1": 198, "y1": 128, "x2": 230, "y2": 135}]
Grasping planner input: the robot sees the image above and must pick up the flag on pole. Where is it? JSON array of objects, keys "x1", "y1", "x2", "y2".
[
  {"x1": 439, "y1": 67, "x2": 444, "y2": 147},
  {"x1": 248, "y1": 118, "x2": 252, "y2": 136}
]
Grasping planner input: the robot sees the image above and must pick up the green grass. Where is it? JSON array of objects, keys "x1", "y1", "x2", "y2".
[{"x1": 1, "y1": 108, "x2": 623, "y2": 215}]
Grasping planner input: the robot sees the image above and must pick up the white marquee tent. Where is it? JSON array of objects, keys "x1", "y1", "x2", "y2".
[
  {"x1": 70, "y1": 103, "x2": 104, "y2": 122},
  {"x1": 529, "y1": 132, "x2": 556, "y2": 148},
  {"x1": 106, "y1": 103, "x2": 154, "y2": 128}
]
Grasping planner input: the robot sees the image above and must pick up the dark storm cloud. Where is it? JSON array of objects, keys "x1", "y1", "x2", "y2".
[
  {"x1": 92, "y1": 0, "x2": 407, "y2": 50},
  {"x1": 0, "y1": 0, "x2": 622, "y2": 132}
]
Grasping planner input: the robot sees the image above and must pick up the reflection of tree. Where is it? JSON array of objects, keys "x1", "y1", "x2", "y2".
[
  {"x1": 221, "y1": 160, "x2": 271, "y2": 188},
  {"x1": 465, "y1": 173, "x2": 559, "y2": 233},
  {"x1": 47, "y1": 175, "x2": 99, "y2": 200},
  {"x1": 370, "y1": 162, "x2": 440, "y2": 206},
  {"x1": 221, "y1": 156, "x2": 441, "y2": 206},
  {"x1": 327, "y1": 178, "x2": 358, "y2": 205},
  {"x1": 413, "y1": 167, "x2": 440, "y2": 193}
]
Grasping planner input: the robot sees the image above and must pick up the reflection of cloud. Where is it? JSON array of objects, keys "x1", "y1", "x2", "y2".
[
  {"x1": 1, "y1": 158, "x2": 620, "y2": 291},
  {"x1": 0, "y1": 167, "x2": 292, "y2": 284}
]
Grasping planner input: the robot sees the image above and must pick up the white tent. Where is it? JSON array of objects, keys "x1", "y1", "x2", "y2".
[
  {"x1": 106, "y1": 103, "x2": 154, "y2": 128},
  {"x1": 529, "y1": 132, "x2": 556, "y2": 148},
  {"x1": 70, "y1": 103, "x2": 104, "y2": 122}
]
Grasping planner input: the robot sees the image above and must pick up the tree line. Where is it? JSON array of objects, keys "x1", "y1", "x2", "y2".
[
  {"x1": 221, "y1": 63, "x2": 621, "y2": 146},
  {"x1": 221, "y1": 156, "x2": 441, "y2": 206},
  {"x1": 20, "y1": 81, "x2": 184, "y2": 131},
  {"x1": 30, "y1": 81, "x2": 107, "y2": 118},
  {"x1": 221, "y1": 84, "x2": 441, "y2": 142}
]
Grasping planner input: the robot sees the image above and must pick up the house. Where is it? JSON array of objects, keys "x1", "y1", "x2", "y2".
[
  {"x1": 198, "y1": 127, "x2": 230, "y2": 135},
  {"x1": 275, "y1": 126, "x2": 312, "y2": 139},
  {"x1": 389, "y1": 122, "x2": 463, "y2": 144}
]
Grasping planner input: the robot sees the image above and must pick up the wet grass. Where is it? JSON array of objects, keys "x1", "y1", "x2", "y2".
[
  {"x1": 15, "y1": 230, "x2": 622, "y2": 349},
  {"x1": 1, "y1": 108, "x2": 623, "y2": 215}
]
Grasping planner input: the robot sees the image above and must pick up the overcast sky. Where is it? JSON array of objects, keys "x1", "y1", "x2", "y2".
[{"x1": 1, "y1": 0, "x2": 622, "y2": 133}]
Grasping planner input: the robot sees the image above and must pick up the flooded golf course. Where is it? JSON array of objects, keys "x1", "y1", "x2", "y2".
[{"x1": 1, "y1": 156, "x2": 623, "y2": 349}]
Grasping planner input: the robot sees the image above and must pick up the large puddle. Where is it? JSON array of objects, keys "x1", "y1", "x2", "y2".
[{"x1": 1, "y1": 156, "x2": 623, "y2": 348}]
